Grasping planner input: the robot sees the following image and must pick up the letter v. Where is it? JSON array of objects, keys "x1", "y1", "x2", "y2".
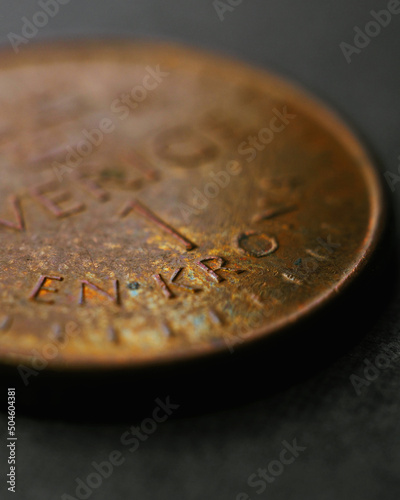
[{"x1": 0, "y1": 196, "x2": 25, "y2": 231}]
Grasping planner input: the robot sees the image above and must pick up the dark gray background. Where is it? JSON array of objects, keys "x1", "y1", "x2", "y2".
[{"x1": 1, "y1": 1, "x2": 400, "y2": 499}]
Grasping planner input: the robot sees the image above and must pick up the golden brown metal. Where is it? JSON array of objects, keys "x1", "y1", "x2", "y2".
[{"x1": 0, "y1": 41, "x2": 385, "y2": 369}]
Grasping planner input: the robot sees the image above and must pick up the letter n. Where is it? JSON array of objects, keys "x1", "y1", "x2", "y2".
[{"x1": 79, "y1": 280, "x2": 120, "y2": 306}]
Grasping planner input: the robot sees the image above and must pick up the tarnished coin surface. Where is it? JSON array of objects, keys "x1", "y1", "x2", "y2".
[{"x1": 0, "y1": 41, "x2": 384, "y2": 369}]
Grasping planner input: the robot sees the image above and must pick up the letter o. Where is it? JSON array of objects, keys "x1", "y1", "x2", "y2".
[
  {"x1": 375, "y1": 353, "x2": 391, "y2": 369},
  {"x1": 268, "y1": 460, "x2": 284, "y2": 476},
  {"x1": 302, "y1": 257, "x2": 319, "y2": 272},
  {"x1": 204, "y1": 181, "x2": 220, "y2": 199},
  {"x1": 141, "y1": 418, "x2": 157, "y2": 434},
  {"x1": 42, "y1": 343, "x2": 58, "y2": 360},
  {"x1": 365, "y1": 21, "x2": 381, "y2": 37},
  {"x1": 77, "y1": 140, "x2": 93, "y2": 157},
  {"x1": 86, "y1": 472, "x2": 102, "y2": 489},
  {"x1": 33, "y1": 12, "x2": 49, "y2": 28},
  {"x1": 258, "y1": 127, "x2": 274, "y2": 145},
  {"x1": 131, "y1": 85, "x2": 147, "y2": 102}
]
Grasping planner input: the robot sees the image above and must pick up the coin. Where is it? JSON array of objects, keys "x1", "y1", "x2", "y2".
[{"x1": 0, "y1": 41, "x2": 385, "y2": 370}]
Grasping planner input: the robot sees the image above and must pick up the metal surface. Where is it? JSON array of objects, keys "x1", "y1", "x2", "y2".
[{"x1": 0, "y1": 41, "x2": 385, "y2": 369}]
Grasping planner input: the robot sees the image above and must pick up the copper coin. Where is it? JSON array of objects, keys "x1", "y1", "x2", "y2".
[{"x1": 0, "y1": 41, "x2": 385, "y2": 370}]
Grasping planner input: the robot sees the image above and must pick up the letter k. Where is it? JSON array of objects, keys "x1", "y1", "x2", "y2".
[{"x1": 273, "y1": 106, "x2": 297, "y2": 125}]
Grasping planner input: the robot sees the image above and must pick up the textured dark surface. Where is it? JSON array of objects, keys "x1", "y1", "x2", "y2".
[{"x1": 0, "y1": 1, "x2": 400, "y2": 499}]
